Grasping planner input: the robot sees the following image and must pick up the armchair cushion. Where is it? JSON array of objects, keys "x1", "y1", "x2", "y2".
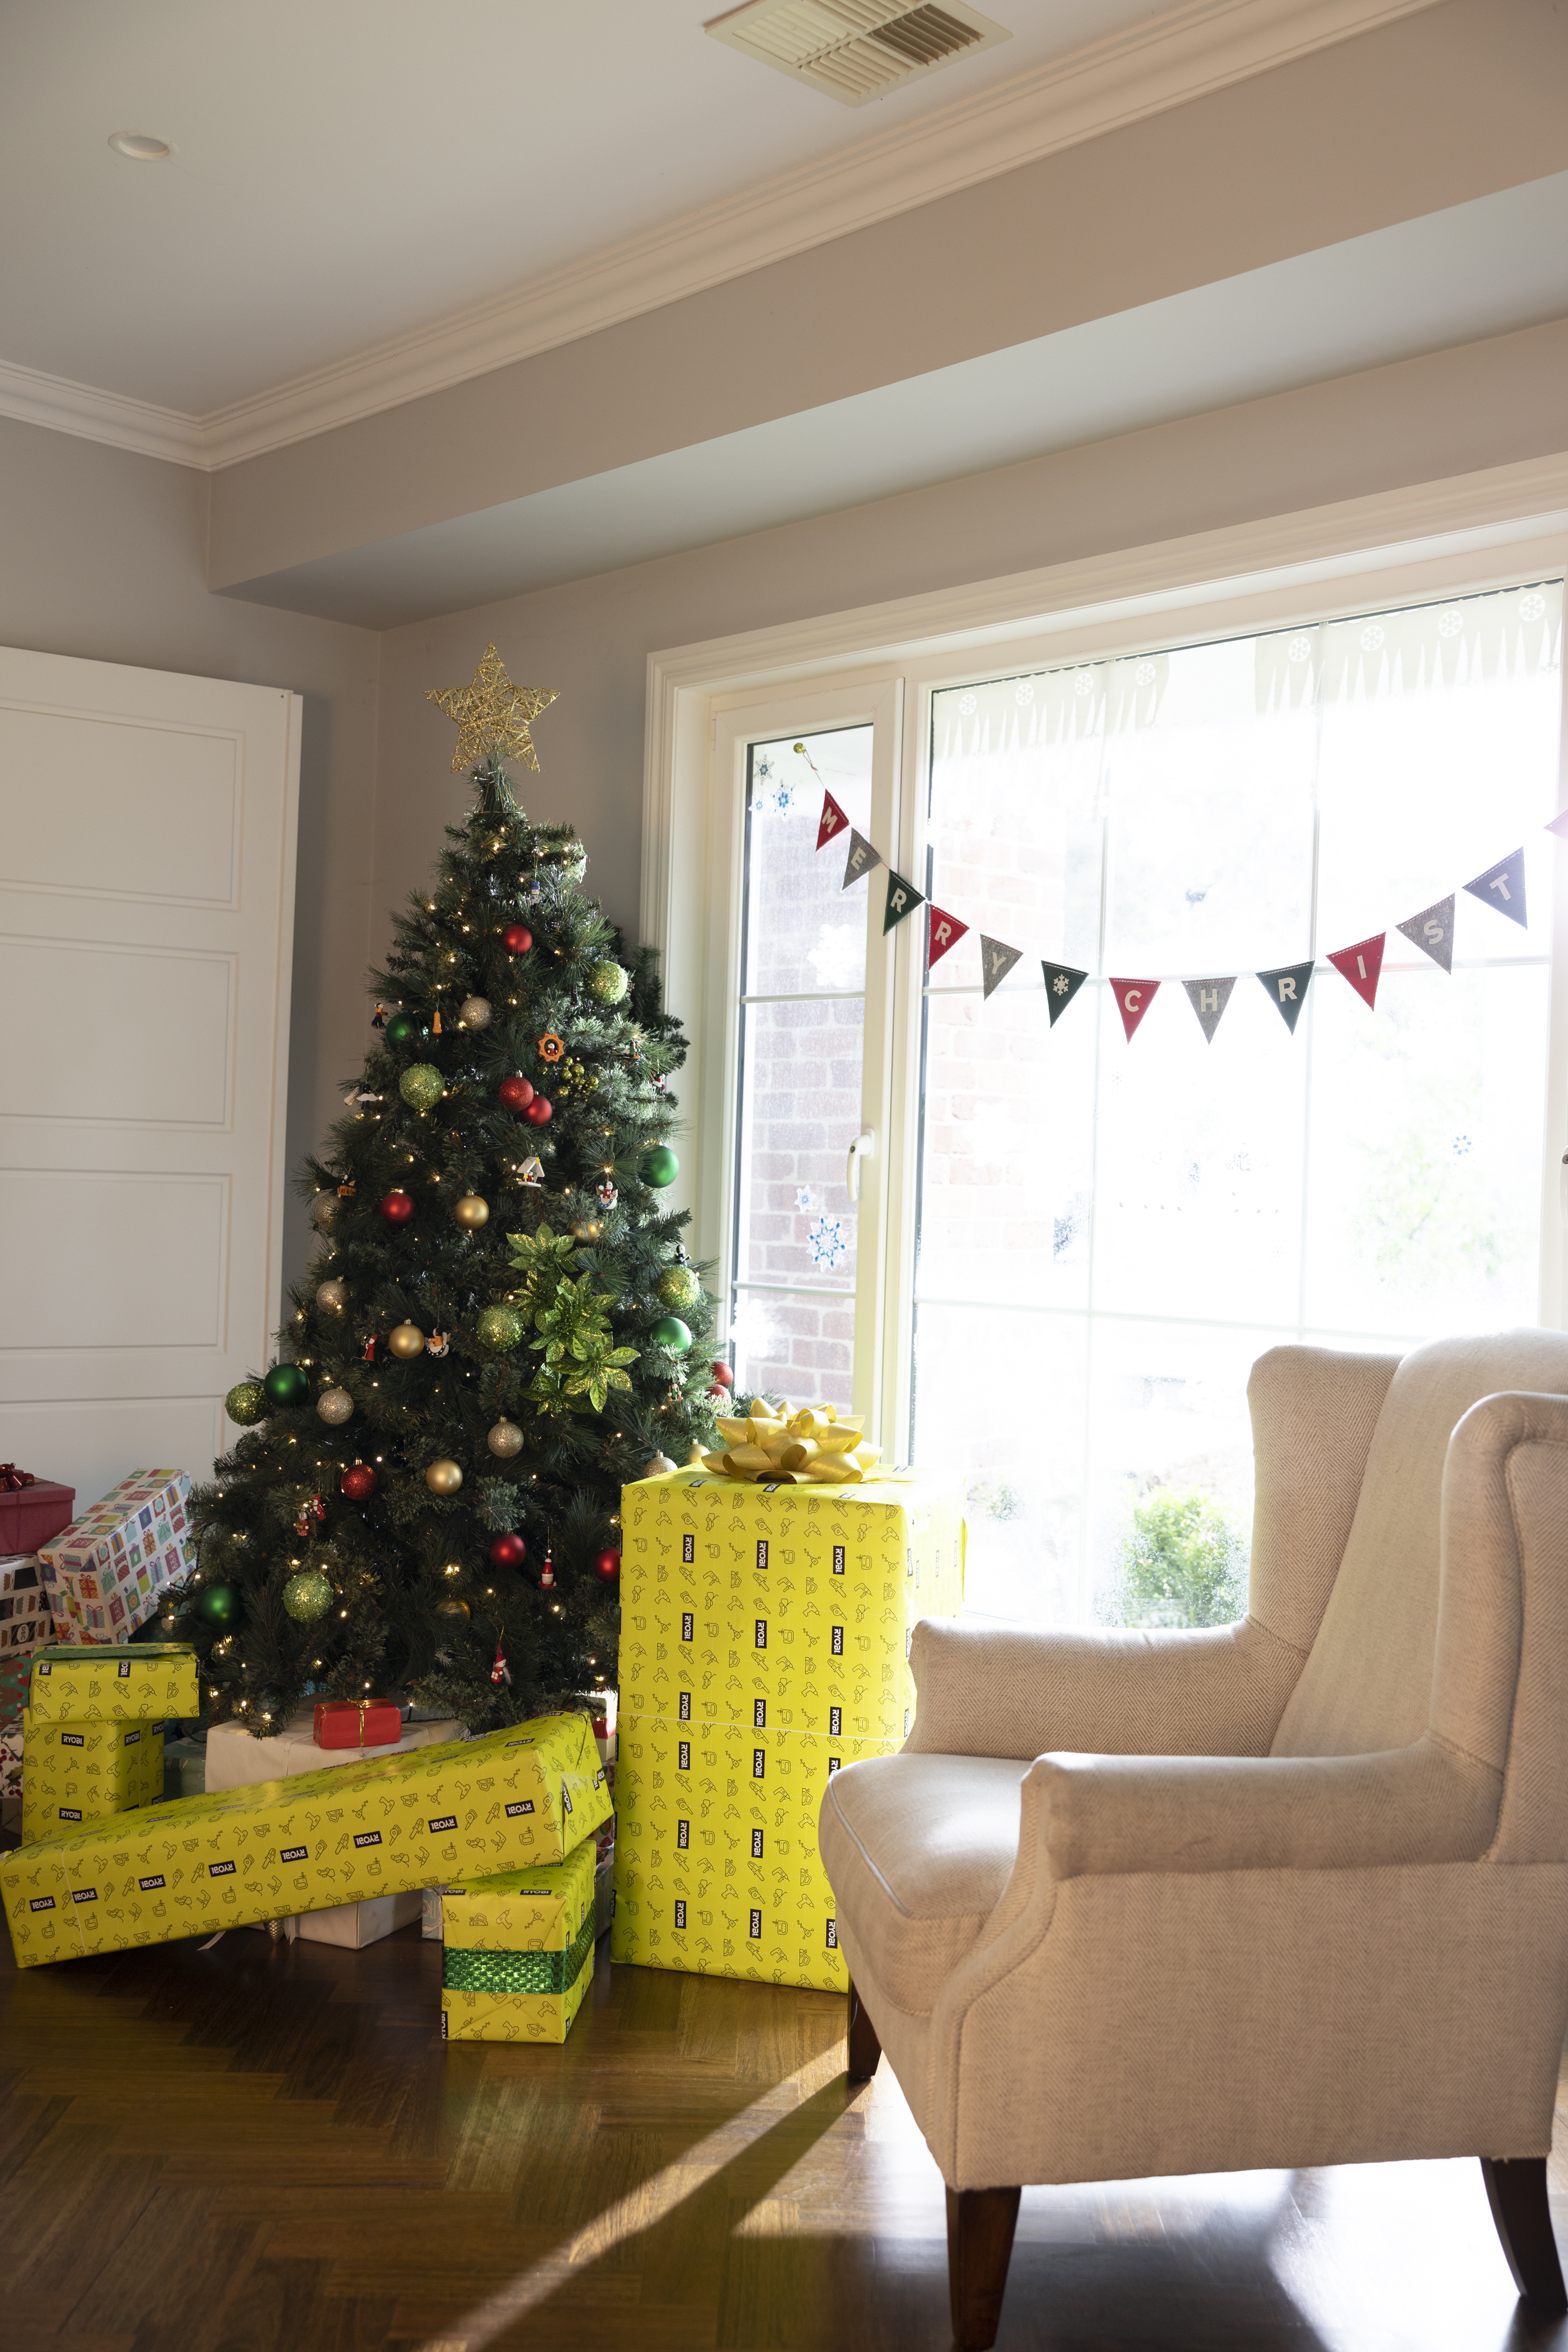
[{"x1": 820, "y1": 1753, "x2": 1028, "y2": 2015}]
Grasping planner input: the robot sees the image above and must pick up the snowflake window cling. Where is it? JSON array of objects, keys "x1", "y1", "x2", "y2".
[
  {"x1": 795, "y1": 1186, "x2": 813, "y2": 1211},
  {"x1": 807, "y1": 1215, "x2": 850, "y2": 1272}
]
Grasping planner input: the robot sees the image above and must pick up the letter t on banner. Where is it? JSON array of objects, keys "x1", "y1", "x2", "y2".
[{"x1": 927, "y1": 905, "x2": 968, "y2": 970}]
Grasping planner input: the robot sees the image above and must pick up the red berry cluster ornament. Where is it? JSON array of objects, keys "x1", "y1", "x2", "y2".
[
  {"x1": 710, "y1": 1360, "x2": 734, "y2": 1399},
  {"x1": 489, "y1": 1532, "x2": 527, "y2": 1570},
  {"x1": 499, "y1": 1074, "x2": 534, "y2": 1112}
]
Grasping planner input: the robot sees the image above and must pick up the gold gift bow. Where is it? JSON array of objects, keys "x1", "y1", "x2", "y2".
[{"x1": 697, "y1": 1401, "x2": 883, "y2": 1485}]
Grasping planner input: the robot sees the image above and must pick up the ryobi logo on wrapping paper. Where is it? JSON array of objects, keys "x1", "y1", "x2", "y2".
[
  {"x1": 677, "y1": 1740, "x2": 691, "y2": 1771},
  {"x1": 756, "y1": 1540, "x2": 768, "y2": 1571},
  {"x1": 353, "y1": 1830, "x2": 382, "y2": 1849},
  {"x1": 828, "y1": 1708, "x2": 842, "y2": 1737},
  {"x1": 748, "y1": 1908, "x2": 763, "y2": 1938},
  {"x1": 118, "y1": 1661, "x2": 131, "y2": 1678},
  {"x1": 279, "y1": 1845, "x2": 308, "y2": 1864},
  {"x1": 428, "y1": 1815, "x2": 457, "y2": 1833},
  {"x1": 139, "y1": 1874, "x2": 166, "y2": 1890},
  {"x1": 209, "y1": 1860, "x2": 236, "y2": 1877},
  {"x1": 825, "y1": 1920, "x2": 838, "y2": 1949},
  {"x1": 752, "y1": 1747, "x2": 765, "y2": 1780},
  {"x1": 674, "y1": 1900, "x2": 687, "y2": 1930},
  {"x1": 753, "y1": 1698, "x2": 767, "y2": 1729},
  {"x1": 504, "y1": 1799, "x2": 535, "y2": 1818},
  {"x1": 59, "y1": 1806, "x2": 82, "y2": 1822},
  {"x1": 828, "y1": 1757, "x2": 841, "y2": 1776},
  {"x1": 683, "y1": 1535, "x2": 694, "y2": 1564},
  {"x1": 833, "y1": 1545, "x2": 845, "y2": 1576},
  {"x1": 676, "y1": 1818, "x2": 689, "y2": 1849},
  {"x1": 830, "y1": 1626, "x2": 844, "y2": 1657},
  {"x1": 678, "y1": 1692, "x2": 691, "y2": 1721},
  {"x1": 59, "y1": 1732, "x2": 84, "y2": 1748},
  {"x1": 681, "y1": 1612, "x2": 694, "y2": 1642},
  {"x1": 123, "y1": 1730, "x2": 141, "y2": 1747},
  {"x1": 754, "y1": 1619, "x2": 767, "y2": 1649},
  {"x1": 751, "y1": 1828, "x2": 764, "y2": 1859},
  {"x1": 29, "y1": 1896, "x2": 55, "y2": 1912}
]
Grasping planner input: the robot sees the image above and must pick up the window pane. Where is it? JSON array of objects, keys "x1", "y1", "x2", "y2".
[
  {"x1": 732, "y1": 1288, "x2": 855, "y2": 1416},
  {"x1": 741, "y1": 728, "x2": 872, "y2": 998},
  {"x1": 733, "y1": 995, "x2": 866, "y2": 1294},
  {"x1": 914, "y1": 580, "x2": 1563, "y2": 1626}
]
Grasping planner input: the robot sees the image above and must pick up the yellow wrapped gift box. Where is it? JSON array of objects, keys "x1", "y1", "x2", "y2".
[
  {"x1": 1, "y1": 1710, "x2": 610, "y2": 1969},
  {"x1": 612, "y1": 1468, "x2": 964, "y2": 1990},
  {"x1": 440, "y1": 1837, "x2": 598, "y2": 2044},
  {"x1": 21, "y1": 1712, "x2": 163, "y2": 1843},
  {"x1": 26, "y1": 1643, "x2": 199, "y2": 1723}
]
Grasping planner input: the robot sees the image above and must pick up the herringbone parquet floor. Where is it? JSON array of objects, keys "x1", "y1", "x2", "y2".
[{"x1": 4, "y1": 1919, "x2": 1567, "y2": 2352}]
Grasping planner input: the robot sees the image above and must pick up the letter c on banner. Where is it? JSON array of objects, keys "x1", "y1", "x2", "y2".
[{"x1": 1122, "y1": 988, "x2": 1141, "y2": 1011}]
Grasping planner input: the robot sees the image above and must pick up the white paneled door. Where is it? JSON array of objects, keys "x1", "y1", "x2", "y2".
[{"x1": 0, "y1": 647, "x2": 302, "y2": 1514}]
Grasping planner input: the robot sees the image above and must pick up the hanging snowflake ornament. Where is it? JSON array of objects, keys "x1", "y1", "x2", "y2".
[{"x1": 807, "y1": 1214, "x2": 850, "y2": 1272}]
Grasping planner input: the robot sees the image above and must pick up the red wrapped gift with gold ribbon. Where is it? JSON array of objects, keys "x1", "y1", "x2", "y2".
[{"x1": 312, "y1": 1697, "x2": 402, "y2": 1750}]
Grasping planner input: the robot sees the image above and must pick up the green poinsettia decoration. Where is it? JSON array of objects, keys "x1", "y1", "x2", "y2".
[
  {"x1": 506, "y1": 1222, "x2": 580, "y2": 1318},
  {"x1": 527, "y1": 1271, "x2": 639, "y2": 1414}
]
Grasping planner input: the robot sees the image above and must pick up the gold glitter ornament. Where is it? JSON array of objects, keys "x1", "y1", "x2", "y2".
[
  {"x1": 316, "y1": 1387, "x2": 354, "y2": 1425},
  {"x1": 315, "y1": 1278, "x2": 348, "y2": 1312},
  {"x1": 387, "y1": 1322, "x2": 426, "y2": 1359},
  {"x1": 487, "y1": 1420, "x2": 524, "y2": 1458},
  {"x1": 425, "y1": 644, "x2": 558, "y2": 773}
]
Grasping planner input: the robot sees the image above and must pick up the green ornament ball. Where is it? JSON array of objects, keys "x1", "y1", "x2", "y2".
[
  {"x1": 642, "y1": 1145, "x2": 680, "y2": 1189},
  {"x1": 263, "y1": 1362, "x2": 309, "y2": 1408},
  {"x1": 195, "y1": 1582, "x2": 238, "y2": 1628},
  {"x1": 587, "y1": 960, "x2": 629, "y2": 1005},
  {"x1": 282, "y1": 1568, "x2": 334, "y2": 1623},
  {"x1": 224, "y1": 1379, "x2": 266, "y2": 1426},
  {"x1": 476, "y1": 1304, "x2": 525, "y2": 1353},
  {"x1": 651, "y1": 1315, "x2": 693, "y2": 1355},
  {"x1": 656, "y1": 1264, "x2": 703, "y2": 1313},
  {"x1": 383, "y1": 1011, "x2": 426, "y2": 1050},
  {"x1": 399, "y1": 1062, "x2": 444, "y2": 1111}
]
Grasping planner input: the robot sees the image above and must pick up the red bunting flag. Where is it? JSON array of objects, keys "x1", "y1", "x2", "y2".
[
  {"x1": 1110, "y1": 978, "x2": 1159, "y2": 1041},
  {"x1": 927, "y1": 905, "x2": 968, "y2": 969},
  {"x1": 816, "y1": 791, "x2": 850, "y2": 852},
  {"x1": 1328, "y1": 933, "x2": 1385, "y2": 1009}
]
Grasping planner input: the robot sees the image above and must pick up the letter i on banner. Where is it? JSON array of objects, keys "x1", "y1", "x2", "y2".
[
  {"x1": 816, "y1": 791, "x2": 850, "y2": 851},
  {"x1": 1110, "y1": 979, "x2": 1159, "y2": 1041},
  {"x1": 927, "y1": 905, "x2": 968, "y2": 970},
  {"x1": 1327, "y1": 933, "x2": 1385, "y2": 1009}
]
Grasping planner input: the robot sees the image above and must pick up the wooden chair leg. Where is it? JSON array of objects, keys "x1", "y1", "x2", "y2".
[
  {"x1": 945, "y1": 2184, "x2": 1021, "y2": 2352},
  {"x1": 846, "y1": 1977, "x2": 881, "y2": 2082},
  {"x1": 1480, "y1": 2157, "x2": 1568, "y2": 2313}
]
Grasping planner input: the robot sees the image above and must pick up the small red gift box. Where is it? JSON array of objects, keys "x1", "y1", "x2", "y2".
[
  {"x1": 313, "y1": 1698, "x2": 402, "y2": 1750},
  {"x1": 0, "y1": 1473, "x2": 75, "y2": 1557}
]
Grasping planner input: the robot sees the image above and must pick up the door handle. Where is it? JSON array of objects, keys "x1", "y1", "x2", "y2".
[{"x1": 846, "y1": 1130, "x2": 876, "y2": 1204}]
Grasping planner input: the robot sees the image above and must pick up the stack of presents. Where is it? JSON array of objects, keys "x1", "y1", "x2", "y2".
[{"x1": 0, "y1": 1436, "x2": 963, "y2": 2040}]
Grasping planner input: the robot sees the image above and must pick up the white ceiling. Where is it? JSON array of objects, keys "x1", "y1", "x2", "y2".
[
  {"x1": 229, "y1": 172, "x2": 1568, "y2": 627},
  {"x1": 1, "y1": 0, "x2": 1171, "y2": 413}
]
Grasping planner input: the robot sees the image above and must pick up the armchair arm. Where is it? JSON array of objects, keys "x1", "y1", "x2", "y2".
[
  {"x1": 906, "y1": 1616, "x2": 1303, "y2": 1762},
  {"x1": 1030, "y1": 1735, "x2": 1501, "y2": 1880}
]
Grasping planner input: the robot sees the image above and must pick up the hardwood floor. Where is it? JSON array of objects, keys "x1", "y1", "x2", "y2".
[{"x1": 3, "y1": 1920, "x2": 1567, "y2": 2352}]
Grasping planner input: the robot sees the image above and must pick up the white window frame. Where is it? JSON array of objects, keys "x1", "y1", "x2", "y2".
[{"x1": 643, "y1": 460, "x2": 1568, "y2": 1462}]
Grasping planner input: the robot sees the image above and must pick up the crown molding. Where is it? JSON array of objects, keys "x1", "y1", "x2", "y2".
[{"x1": 0, "y1": 0, "x2": 1441, "y2": 476}]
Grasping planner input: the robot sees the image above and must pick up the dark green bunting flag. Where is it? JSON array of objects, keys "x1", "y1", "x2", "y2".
[
  {"x1": 1041, "y1": 963, "x2": 1089, "y2": 1025},
  {"x1": 1258, "y1": 961, "x2": 1314, "y2": 1033},
  {"x1": 884, "y1": 870, "x2": 925, "y2": 934}
]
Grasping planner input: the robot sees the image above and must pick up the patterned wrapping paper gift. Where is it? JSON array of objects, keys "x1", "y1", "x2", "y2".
[
  {"x1": 440, "y1": 1837, "x2": 599, "y2": 2044},
  {"x1": 611, "y1": 1466, "x2": 964, "y2": 1992},
  {"x1": 37, "y1": 1472, "x2": 195, "y2": 1645},
  {"x1": 26, "y1": 1644, "x2": 199, "y2": 1723},
  {"x1": 1, "y1": 1710, "x2": 612, "y2": 1969},
  {"x1": 21, "y1": 1714, "x2": 163, "y2": 1843},
  {"x1": 0, "y1": 1556, "x2": 50, "y2": 1658}
]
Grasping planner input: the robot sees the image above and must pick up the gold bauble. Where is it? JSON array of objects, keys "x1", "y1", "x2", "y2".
[
  {"x1": 311, "y1": 1193, "x2": 336, "y2": 1230},
  {"x1": 457, "y1": 995, "x2": 492, "y2": 1030},
  {"x1": 436, "y1": 1596, "x2": 471, "y2": 1620},
  {"x1": 643, "y1": 1452, "x2": 677, "y2": 1478},
  {"x1": 315, "y1": 1277, "x2": 348, "y2": 1312},
  {"x1": 388, "y1": 1322, "x2": 426, "y2": 1359},
  {"x1": 453, "y1": 1194, "x2": 490, "y2": 1230},
  {"x1": 487, "y1": 1420, "x2": 524, "y2": 1458},
  {"x1": 316, "y1": 1387, "x2": 354, "y2": 1425},
  {"x1": 426, "y1": 1458, "x2": 464, "y2": 1495}
]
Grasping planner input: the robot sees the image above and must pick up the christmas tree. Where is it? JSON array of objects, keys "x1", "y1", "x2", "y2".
[{"x1": 182, "y1": 647, "x2": 718, "y2": 1734}]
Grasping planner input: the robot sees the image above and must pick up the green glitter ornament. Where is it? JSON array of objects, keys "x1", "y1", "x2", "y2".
[
  {"x1": 282, "y1": 1568, "x2": 334, "y2": 1622},
  {"x1": 651, "y1": 1315, "x2": 692, "y2": 1354},
  {"x1": 641, "y1": 1145, "x2": 679, "y2": 1188},
  {"x1": 656, "y1": 1265, "x2": 703, "y2": 1313},
  {"x1": 586, "y1": 960, "x2": 629, "y2": 1006},
  {"x1": 399, "y1": 1062, "x2": 444, "y2": 1111},
  {"x1": 476, "y1": 1304, "x2": 525, "y2": 1353},
  {"x1": 224, "y1": 1379, "x2": 266, "y2": 1426}
]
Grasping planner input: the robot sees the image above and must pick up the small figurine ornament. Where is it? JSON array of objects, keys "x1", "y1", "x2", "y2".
[
  {"x1": 539, "y1": 1548, "x2": 556, "y2": 1592},
  {"x1": 596, "y1": 1179, "x2": 618, "y2": 1209},
  {"x1": 424, "y1": 1331, "x2": 450, "y2": 1358}
]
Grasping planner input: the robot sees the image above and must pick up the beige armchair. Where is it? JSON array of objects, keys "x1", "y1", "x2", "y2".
[{"x1": 821, "y1": 1334, "x2": 1568, "y2": 2349}]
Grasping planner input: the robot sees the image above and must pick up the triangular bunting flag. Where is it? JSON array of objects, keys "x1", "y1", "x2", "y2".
[
  {"x1": 1041, "y1": 963, "x2": 1089, "y2": 1026},
  {"x1": 1258, "y1": 961, "x2": 1314, "y2": 1034},
  {"x1": 1183, "y1": 975, "x2": 1235, "y2": 1043},
  {"x1": 1546, "y1": 810, "x2": 1568, "y2": 840},
  {"x1": 1396, "y1": 897, "x2": 1454, "y2": 973},
  {"x1": 979, "y1": 936, "x2": 1022, "y2": 999},
  {"x1": 1327, "y1": 933, "x2": 1386, "y2": 1010},
  {"x1": 883, "y1": 870, "x2": 925, "y2": 934},
  {"x1": 1464, "y1": 847, "x2": 1528, "y2": 928},
  {"x1": 841, "y1": 830, "x2": 882, "y2": 890},
  {"x1": 1109, "y1": 978, "x2": 1159, "y2": 1042},
  {"x1": 927, "y1": 905, "x2": 968, "y2": 969},
  {"x1": 816, "y1": 791, "x2": 850, "y2": 851}
]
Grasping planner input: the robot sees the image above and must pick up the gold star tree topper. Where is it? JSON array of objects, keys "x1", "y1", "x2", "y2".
[{"x1": 426, "y1": 644, "x2": 558, "y2": 773}]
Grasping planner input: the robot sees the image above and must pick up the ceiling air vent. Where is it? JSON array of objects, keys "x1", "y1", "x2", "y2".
[{"x1": 706, "y1": 1, "x2": 1011, "y2": 108}]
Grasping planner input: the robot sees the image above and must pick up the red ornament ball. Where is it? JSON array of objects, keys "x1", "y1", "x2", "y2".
[
  {"x1": 489, "y1": 1531, "x2": 528, "y2": 1571},
  {"x1": 379, "y1": 1188, "x2": 414, "y2": 1225},
  {"x1": 503, "y1": 924, "x2": 533, "y2": 955},
  {"x1": 498, "y1": 1074, "x2": 534, "y2": 1112},
  {"x1": 711, "y1": 1361, "x2": 734, "y2": 1391},
  {"x1": 523, "y1": 1095, "x2": 553, "y2": 1125},
  {"x1": 339, "y1": 1463, "x2": 377, "y2": 1502},
  {"x1": 592, "y1": 1548, "x2": 621, "y2": 1583}
]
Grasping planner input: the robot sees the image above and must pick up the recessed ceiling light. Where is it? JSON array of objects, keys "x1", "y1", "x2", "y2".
[{"x1": 108, "y1": 133, "x2": 171, "y2": 162}]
